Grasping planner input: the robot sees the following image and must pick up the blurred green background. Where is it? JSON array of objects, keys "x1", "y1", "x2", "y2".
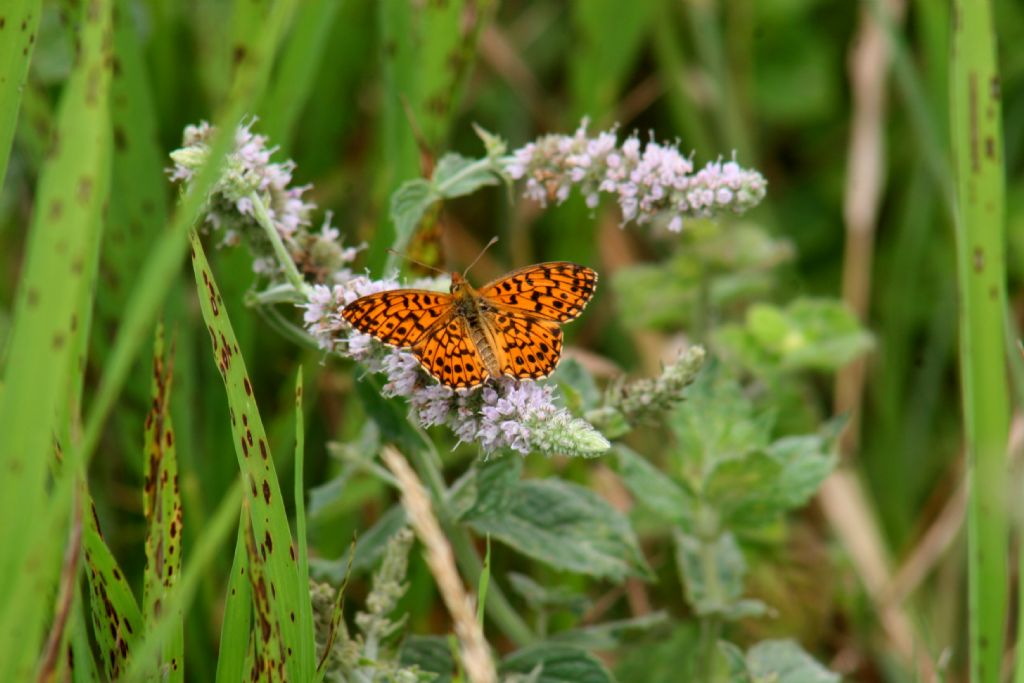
[{"x1": 3, "y1": 0, "x2": 1024, "y2": 681}]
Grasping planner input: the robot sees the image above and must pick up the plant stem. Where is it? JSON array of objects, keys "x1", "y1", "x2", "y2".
[
  {"x1": 403, "y1": 445, "x2": 534, "y2": 647},
  {"x1": 248, "y1": 190, "x2": 312, "y2": 297},
  {"x1": 950, "y1": 1, "x2": 1010, "y2": 681}
]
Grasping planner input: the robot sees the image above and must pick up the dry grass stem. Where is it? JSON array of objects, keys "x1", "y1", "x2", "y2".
[
  {"x1": 835, "y1": 0, "x2": 906, "y2": 456},
  {"x1": 381, "y1": 446, "x2": 497, "y2": 683}
]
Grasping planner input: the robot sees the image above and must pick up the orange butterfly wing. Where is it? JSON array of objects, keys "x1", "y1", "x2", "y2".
[
  {"x1": 413, "y1": 315, "x2": 488, "y2": 389},
  {"x1": 341, "y1": 289, "x2": 452, "y2": 348},
  {"x1": 483, "y1": 309, "x2": 563, "y2": 380},
  {"x1": 478, "y1": 262, "x2": 597, "y2": 323}
]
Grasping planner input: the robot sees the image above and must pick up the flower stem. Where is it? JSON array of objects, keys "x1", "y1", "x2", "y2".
[
  {"x1": 403, "y1": 444, "x2": 534, "y2": 647},
  {"x1": 950, "y1": 1, "x2": 1010, "y2": 681},
  {"x1": 247, "y1": 191, "x2": 311, "y2": 297}
]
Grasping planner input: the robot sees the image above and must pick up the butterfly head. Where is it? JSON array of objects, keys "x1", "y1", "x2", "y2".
[{"x1": 449, "y1": 271, "x2": 469, "y2": 295}]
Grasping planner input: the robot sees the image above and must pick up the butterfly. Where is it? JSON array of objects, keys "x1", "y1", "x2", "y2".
[{"x1": 342, "y1": 262, "x2": 598, "y2": 389}]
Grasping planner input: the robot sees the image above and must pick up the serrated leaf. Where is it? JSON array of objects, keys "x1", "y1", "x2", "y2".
[
  {"x1": 614, "y1": 445, "x2": 695, "y2": 531},
  {"x1": 552, "y1": 358, "x2": 601, "y2": 412},
  {"x1": 388, "y1": 178, "x2": 438, "y2": 259},
  {"x1": 463, "y1": 471, "x2": 650, "y2": 581},
  {"x1": 399, "y1": 635, "x2": 455, "y2": 683},
  {"x1": 766, "y1": 435, "x2": 837, "y2": 509},
  {"x1": 674, "y1": 530, "x2": 766, "y2": 620},
  {"x1": 548, "y1": 612, "x2": 672, "y2": 651},
  {"x1": 432, "y1": 153, "x2": 500, "y2": 198},
  {"x1": 746, "y1": 640, "x2": 839, "y2": 683},
  {"x1": 703, "y1": 452, "x2": 785, "y2": 529},
  {"x1": 501, "y1": 644, "x2": 616, "y2": 683},
  {"x1": 507, "y1": 573, "x2": 590, "y2": 616},
  {"x1": 456, "y1": 456, "x2": 523, "y2": 521}
]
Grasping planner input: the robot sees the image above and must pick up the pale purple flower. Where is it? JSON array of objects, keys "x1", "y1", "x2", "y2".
[
  {"x1": 506, "y1": 119, "x2": 767, "y2": 231},
  {"x1": 169, "y1": 119, "x2": 354, "y2": 284}
]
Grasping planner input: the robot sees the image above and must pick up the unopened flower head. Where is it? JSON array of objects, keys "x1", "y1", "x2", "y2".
[{"x1": 507, "y1": 119, "x2": 767, "y2": 231}]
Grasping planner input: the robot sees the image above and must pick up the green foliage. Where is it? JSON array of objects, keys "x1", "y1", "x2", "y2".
[
  {"x1": 460, "y1": 458, "x2": 651, "y2": 581},
  {"x1": 4, "y1": 0, "x2": 1013, "y2": 679}
]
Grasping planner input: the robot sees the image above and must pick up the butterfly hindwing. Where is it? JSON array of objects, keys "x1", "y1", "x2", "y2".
[
  {"x1": 341, "y1": 289, "x2": 452, "y2": 348},
  {"x1": 484, "y1": 309, "x2": 563, "y2": 380},
  {"x1": 479, "y1": 262, "x2": 597, "y2": 323},
  {"x1": 413, "y1": 315, "x2": 488, "y2": 389}
]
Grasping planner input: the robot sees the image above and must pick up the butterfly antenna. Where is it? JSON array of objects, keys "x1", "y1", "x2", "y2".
[
  {"x1": 386, "y1": 248, "x2": 448, "y2": 276},
  {"x1": 463, "y1": 236, "x2": 499, "y2": 278}
]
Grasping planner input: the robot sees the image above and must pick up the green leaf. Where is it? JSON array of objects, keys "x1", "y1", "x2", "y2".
[
  {"x1": 669, "y1": 372, "x2": 773, "y2": 472},
  {"x1": 548, "y1": 613, "x2": 672, "y2": 651},
  {"x1": 83, "y1": 511, "x2": 144, "y2": 680},
  {"x1": 552, "y1": 358, "x2": 602, "y2": 413},
  {"x1": 507, "y1": 573, "x2": 590, "y2": 616},
  {"x1": 455, "y1": 455, "x2": 523, "y2": 521},
  {"x1": 463, "y1": 466, "x2": 651, "y2": 581},
  {"x1": 766, "y1": 435, "x2": 837, "y2": 509},
  {"x1": 354, "y1": 373, "x2": 431, "y2": 454},
  {"x1": 703, "y1": 452, "x2": 785, "y2": 529},
  {"x1": 501, "y1": 644, "x2": 616, "y2": 683},
  {"x1": 614, "y1": 445, "x2": 695, "y2": 531},
  {"x1": 400, "y1": 635, "x2": 455, "y2": 683},
  {"x1": 674, "y1": 530, "x2": 768, "y2": 620},
  {"x1": 189, "y1": 232, "x2": 314, "y2": 680},
  {"x1": 0, "y1": 0, "x2": 41, "y2": 187},
  {"x1": 746, "y1": 640, "x2": 839, "y2": 683},
  {"x1": 0, "y1": 0, "x2": 112, "y2": 674},
  {"x1": 216, "y1": 516, "x2": 253, "y2": 683},
  {"x1": 311, "y1": 505, "x2": 408, "y2": 582},
  {"x1": 719, "y1": 299, "x2": 873, "y2": 374},
  {"x1": 614, "y1": 625, "x2": 700, "y2": 683},
  {"x1": 433, "y1": 153, "x2": 500, "y2": 198},
  {"x1": 142, "y1": 324, "x2": 184, "y2": 681}
]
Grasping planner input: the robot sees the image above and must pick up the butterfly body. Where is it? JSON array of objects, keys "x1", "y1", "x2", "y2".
[{"x1": 342, "y1": 262, "x2": 597, "y2": 389}]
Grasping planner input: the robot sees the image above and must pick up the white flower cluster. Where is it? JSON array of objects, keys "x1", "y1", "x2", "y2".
[
  {"x1": 506, "y1": 119, "x2": 767, "y2": 232},
  {"x1": 169, "y1": 119, "x2": 358, "y2": 283},
  {"x1": 302, "y1": 282, "x2": 609, "y2": 457}
]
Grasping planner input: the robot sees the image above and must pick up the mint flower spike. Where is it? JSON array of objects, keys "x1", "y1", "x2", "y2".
[
  {"x1": 168, "y1": 119, "x2": 358, "y2": 291},
  {"x1": 302, "y1": 280, "x2": 610, "y2": 457},
  {"x1": 588, "y1": 346, "x2": 707, "y2": 437},
  {"x1": 506, "y1": 119, "x2": 767, "y2": 231}
]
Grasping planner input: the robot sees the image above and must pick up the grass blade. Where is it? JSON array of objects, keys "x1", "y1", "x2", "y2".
[
  {"x1": 189, "y1": 231, "x2": 315, "y2": 681},
  {"x1": 0, "y1": 0, "x2": 41, "y2": 187},
  {"x1": 216, "y1": 513, "x2": 254, "y2": 683},
  {"x1": 142, "y1": 324, "x2": 184, "y2": 681},
  {"x1": 0, "y1": 0, "x2": 112, "y2": 675},
  {"x1": 950, "y1": 1, "x2": 1011, "y2": 681},
  {"x1": 82, "y1": 493, "x2": 144, "y2": 680}
]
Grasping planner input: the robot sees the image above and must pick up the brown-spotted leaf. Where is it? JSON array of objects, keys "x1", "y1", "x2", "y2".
[{"x1": 188, "y1": 231, "x2": 314, "y2": 681}]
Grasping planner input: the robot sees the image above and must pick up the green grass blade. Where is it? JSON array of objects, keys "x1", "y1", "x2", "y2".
[
  {"x1": 0, "y1": 0, "x2": 42, "y2": 187},
  {"x1": 259, "y1": 0, "x2": 339, "y2": 152},
  {"x1": 82, "y1": 495, "x2": 144, "y2": 680},
  {"x1": 0, "y1": 0, "x2": 112, "y2": 675},
  {"x1": 126, "y1": 481, "x2": 244, "y2": 681},
  {"x1": 294, "y1": 369, "x2": 316, "y2": 662},
  {"x1": 216, "y1": 512, "x2": 254, "y2": 683},
  {"x1": 142, "y1": 324, "x2": 184, "y2": 682},
  {"x1": 372, "y1": 0, "x2": 492, "y2": 273},
  {"x1": 189, "y1": 231, "x2": 315, "y2": 681},
  {"x1": 950, "y1": 1, "x2": 1011, "y2": 681}
]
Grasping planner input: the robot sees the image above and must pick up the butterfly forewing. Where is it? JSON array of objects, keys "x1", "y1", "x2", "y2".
[
  {"x1": 341, "y1": 289, "x2": 452, "y2": 348},
  {"x1": 483, "y1": 310, "x2": 563, "y2": 379},
  {"x1": 479, "y1": 262, "x2": 597, "y2": 323}
]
